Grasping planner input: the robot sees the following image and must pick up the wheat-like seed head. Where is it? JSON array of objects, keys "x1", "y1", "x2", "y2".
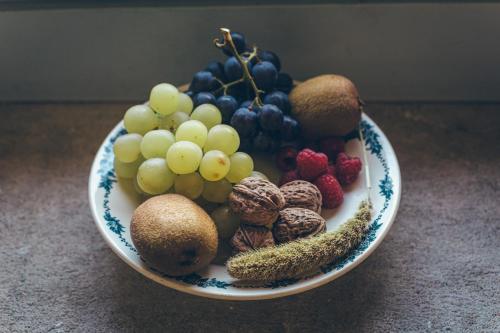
[{"x1": 226, "y1": 200, "x2": 372, "y2": 281}]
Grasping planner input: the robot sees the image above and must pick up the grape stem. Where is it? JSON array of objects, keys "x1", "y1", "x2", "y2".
[
  {"x1": 214, "y1": 28, "x2": 264, "y2": 108},
  {"x1": 213, "y1": 77, "x2": 245, "y2": 95}
]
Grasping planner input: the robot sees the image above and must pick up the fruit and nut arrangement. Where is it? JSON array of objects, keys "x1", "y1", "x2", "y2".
[{"x1": 114, "y1": 28, "x2": 371, "y2": 281}]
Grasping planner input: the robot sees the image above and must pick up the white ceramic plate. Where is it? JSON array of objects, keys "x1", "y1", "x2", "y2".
[{"x1": 89, "y1": 113, "x2": 401, "y2": 300}]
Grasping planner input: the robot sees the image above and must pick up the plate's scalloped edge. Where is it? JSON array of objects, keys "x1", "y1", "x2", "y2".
[
  {"x1": 92, "y1": 117, "x2": 396, "y2": 293},
  {"x1": 96, "y1": 128, "x2": 137, "y2": 253}
]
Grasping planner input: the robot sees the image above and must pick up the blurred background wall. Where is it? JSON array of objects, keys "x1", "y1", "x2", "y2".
[{"x1": 0, "y1": 2, "x2": 499, "y2": 102}]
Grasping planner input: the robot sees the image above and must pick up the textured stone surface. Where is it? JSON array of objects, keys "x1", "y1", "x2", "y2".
[{"x1": 0, "y1": 103, "x2": 499, "y2": 332}]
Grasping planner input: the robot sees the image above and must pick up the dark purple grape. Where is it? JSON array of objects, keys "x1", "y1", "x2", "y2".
[
  {"x1": 258, "y1": 50, "x2": 281, "y2": 72},
  {"x1": 247, "y1": 84, "x2": 258, "y2": 100},
  {"x1": 239, "y1": 137, "x2": 253, "y2": 152},
  {"x1": 265, "y1": 129, "x2": 282, "y2": 139},
  {"x1": 259, "y1": 104, "x2": 284, "y2": 131},
  {"x1": 190, "y1": 71, "x2": 218, "y2": 93},
  {"x1": 185, "y1": 91, "x2": 194, "y2": 98},
  {"x1": 223, "y1": 32, "x2": 246, "y2": 56},
  {"x1": 211, "y1": 88, "x2": 223, "y2": 98},
  {"x1": 192, "y1": 92, "x2": 216, "y2": 107},
  {"x1": 230, "y1": 108, "x2": 258, "y2": 137},
  {"x1": 263, "y1": 91, "x2": 291, "y2": 114},
  {"x1": 239, "y1": 100, "x2": 262, "y2": 114},
  {"x1": 211, "y1": 80, "x2": 222, "y2": 91},
  {"x1": 252, "y1": 104, "x2": 262, "y2": 115},
  {"x1": 246, "y1": 60, "x2": 254, "y2": 73},
  {"x1": 281, "y1": 116, "x2": 300, "y2": 141},
  {"x1": 240, "y1": 100, "x2": 252, "y2": 109},
  {"x1": 216, "y1": 95, "x2": 238, "y2": 122},
  {"x1": 224, "y1": 57, "x2": 243, "y2": 82},
  {"x1": 205, "y1": 61, "x2": 226, "y2": 82},
  {"x1": 251, "y1": 61, "x2": 278, "y2": 92},
  {"x1": 227, "y1": 82, "x2": 248, "y2": 102},
  {"x1": 269, "y1": 139, "x2": 282, "y2": 152},
  {"x1": 248, "y1": 54, "x2": 259, "y2": 67},
  {"x1": 276, "y1": 72, "x2": 293, "y2": 94},
  {"x1": 253, "y1": 132, "x2": 271, "y2": 151}
]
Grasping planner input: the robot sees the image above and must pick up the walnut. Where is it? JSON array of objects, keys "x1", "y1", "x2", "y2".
[
  {"x1": 231, "y1": 224, "x2": 275, "y2": 253},
  {"x1": 273, "y1": 207, "x2": 326, "y2": 243},
  {"x1": 280, "y1": 180, "x2": 322, "y2": 214},
  {"x1": 229, "y1": 177, "x2": 286, "y2": 226}
]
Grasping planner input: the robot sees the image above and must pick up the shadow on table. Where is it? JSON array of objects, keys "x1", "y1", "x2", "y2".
[{"x1": 93, "y1": 247, "x2": 393, "y2": 332}]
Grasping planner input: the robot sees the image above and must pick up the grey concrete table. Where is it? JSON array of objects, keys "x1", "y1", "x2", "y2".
[{"x1": 1, "y1": 103, "x2": 499, "y2": 332}]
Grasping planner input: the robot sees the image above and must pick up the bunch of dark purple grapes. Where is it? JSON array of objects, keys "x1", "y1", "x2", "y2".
[{"x1": 186, "y1": 30, "x2": 300, "y2": 152}]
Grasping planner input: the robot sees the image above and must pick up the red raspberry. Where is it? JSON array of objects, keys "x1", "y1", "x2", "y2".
[
  {"x1": 314, "y1": 174, "x2": 344, "y2": 209},
  {"x1": 279, "y1": 169, "x2": 300, "y2": 186},
  {"x1": 296, "y1": 149, "x2": 328, "y2": 181},
  {"x1": 275, "y1": 146, "x2": 298, "y2": 172},
  {"x1": 319, "y1": 137, "x2": 345, "y2": 161},
  {"x1": 336, "y1": 153, "x2": 362, "y2": 186}
]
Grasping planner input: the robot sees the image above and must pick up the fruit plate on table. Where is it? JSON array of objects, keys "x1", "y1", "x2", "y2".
[{"x1": 88, "y1": 112, "x2": 401, "y2": 301}]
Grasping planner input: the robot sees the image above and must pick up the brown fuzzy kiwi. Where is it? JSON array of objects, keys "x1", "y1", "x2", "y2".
[
  {"x1": 289, "y1": 74, "x2": 362, "y2": 139},
  {"x1": 131, "y1": 194, "x2": 218, "y2": 276}
]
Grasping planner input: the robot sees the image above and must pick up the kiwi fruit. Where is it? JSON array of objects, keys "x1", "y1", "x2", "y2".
[
  {"x1": 289, "y1": 74, "x2": 362, "y2": 139},
  {"x1": 130, "y1": 194, "x2": 218, "y2": 276}
]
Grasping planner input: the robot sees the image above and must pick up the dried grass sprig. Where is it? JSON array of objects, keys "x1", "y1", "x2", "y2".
[{"x1": 227, "y1": 200, "x2": 372, "y2": 281}]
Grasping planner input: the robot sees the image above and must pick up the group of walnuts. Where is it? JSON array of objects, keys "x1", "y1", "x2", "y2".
[{"x1": 228, "y1": 177, "x2": 327, "y2": 253}]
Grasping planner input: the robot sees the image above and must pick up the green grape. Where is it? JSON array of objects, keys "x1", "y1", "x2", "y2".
[
  {"x1": 136, "y1": 158, "x2": 175, "y2": 195},
  {"x1": 113, "y1": 133, "x2": 142, "y2": 163},
  {"x1": 202, "y1": 179, "x2": 233, "y2": 203},
  {"x1": 175, "y1": 120, "x2": 208, "y2": 148},
  {"x1": 177, "y1": 92, "x2": 194, "y2": 115},
  {"x1": 250, "y1": 170, "x2": 269, "y2": 181},
  {"x1": 174, "y1": 172, "x2": 204, "y2": 199},
  {"x1": 226, "y1": 152, "x2": 254, "y2": 183},
  {"x1": 133, "y1": 174, "x2": 156, "y2": 199},
  {"x1": 190, "y1": 104, "x2": 222, "y2": 129},
  {"x1": 199, "y1": 150, "x2": 230, "y2": 181},
  {"x1": 123, "y1": 104, "x2": 158, "y2": 135},
  {"x1": 203, "y1": 124, "x2": 240, "y2": 155},
  {"x1": 149, "y1": 83, "x2": 179, "y2": 116},
  {"x1": 114, "y1": 155, "x2": 144, "y2": 179},
  {"x1": 159, "y1": 111, "x2": 189, "y2": 133},
  {"x1": 133, "y1": 173, "x2": 147, "y2": 195},
  {"x1": 210, "y1": 206, "x2": 241, "y2": 239},
  {"x1": 140, "y1": 129, "x2": 175, "y2": 159},
  {"x1": 166, "y1": 141, "x2": 203, "y2": 174}
]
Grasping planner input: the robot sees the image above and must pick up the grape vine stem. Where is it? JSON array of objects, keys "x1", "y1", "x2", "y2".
[
  {"x1": 214, "y1": 77, "x2": 245, "y2": 95},
  {"x1": 214, "y1": 28, "x2": 264, "y2": 108}
]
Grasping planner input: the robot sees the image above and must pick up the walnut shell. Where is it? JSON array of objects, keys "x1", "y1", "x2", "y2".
[
  {"x1": 231, "y1": 224, "x2": 275, "y2": 253},
  {"x1": 280, "y1": 180, "x2": 322, "y2": 214},
  {"x1": 273, "y1": 207, "x2": 326, "y2": 243},
  {"x1": 229, "y1": 177, "x2": 286, "y2": 226}
]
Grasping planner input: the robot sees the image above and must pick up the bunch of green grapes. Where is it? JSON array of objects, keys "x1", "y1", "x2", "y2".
[{"x1": 113, "y1": 83, "x2": 264, "y2": 205}]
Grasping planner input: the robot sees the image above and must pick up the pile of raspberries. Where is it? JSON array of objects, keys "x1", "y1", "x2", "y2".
[{"x1": 276, "y1": 137, "x2": 362, "y2": 209}]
